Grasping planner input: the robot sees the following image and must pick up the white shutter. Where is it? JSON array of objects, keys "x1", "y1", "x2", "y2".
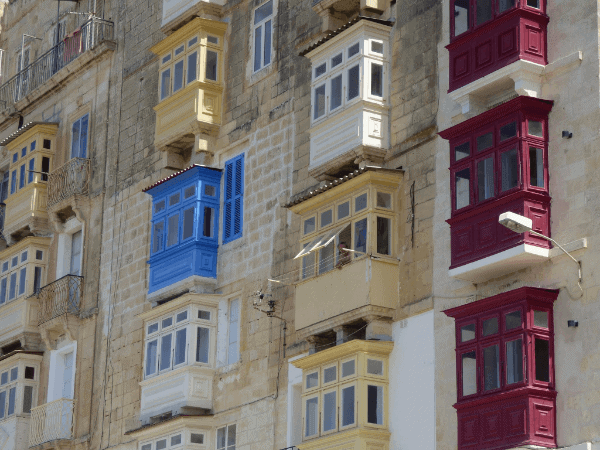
[
  {"x1": 61, "y1": 352, "x2": 74, "y2": 399},
  {"x1": 70, "y1": 231, "x2": 82, "y2": 276}
]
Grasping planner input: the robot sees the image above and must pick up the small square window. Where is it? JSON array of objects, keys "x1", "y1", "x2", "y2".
[
  {"x1": 331, "y1": 53, "x2": 343, "y2": 68},
  {"x1": 11, "y1": 256, "x2": 18, "y2": 268},
  {"x1": 482, "y1": 317, "x2": 499, "y2": 336},
  {"x1": 30, "y1": 141, "x2": 36, "y2": 152},
  {"x1": 156, "y1": 439, "x2": 167, "y2": 450},
  {"x1": 148, "y1": 323, "x2": 159, "y2": 334},
  {"x1": 306, "y1": 371, "x2": 318, "y2": 389},
  {"x1": 43, "y1": 139, "x2": 51, "y2": 149},
  {"x1": 337, "y1": 201, "x2": 350, "y2": 220},
  {"x1": 9, "y1": 367, "x2": 17, "y2": 381},
  {"x1": 1, "y1": 262, "x2": 7, "y2": 272},
  {"x1": 20, "y1": 251, "x2": 27, "y2": 262},
  {"x1": 141, "y1": 444, "x2": 152, "y2": 450},
  {"x1": 321, "y1": 209, "x2": 333, "y2": 227},
  {"x1": 348, "y1": 43, "x2": 360, "y2": 58},
  {"x1": 500, "y1": 122, "x2": 517, "y2": 141},
  {"x1": 304, "y1": 217, "x2": 316, "y2": 235},
  {"x1": 534, "y1": 310, "x2": 548, "y2": 328},
  {"x1": 314, "y1": 62, "x2": 327, "y2": 79},
  {"x1": 176, "y1": 311, "x2": 188, "y2": 322},
  {"x1": 169, "y1": 193, "x2": 180, "y2": 206},
  {"x1": 207, "y1": 35, "x2": 219, "y2": 44},
  {"x1": 170, "y1": 434, "x2": 182, "y2": 446},
  {"x1": 154, "y1": 200, "x2": 166, "y2": 214},
  {"x1": 505, "y1": 310, "x2": 522, "y2": 330},
  {"x1": 174, "y1": 45, "x2": 184, "y2": 56},
  {"x1": 367, "y1": 359, "x2": 384, "y2": 375},
  {"x1": 0, "y1": 371, "x2": 6, "y2": 385},
  {"x1": 355, "y1": 193, "x2": 367, "y2": 212},
  {"x1": 190, "y1": 434, "x2": 204, "y2": 444},
  {"x1": 162, "y1": 54, "x2": 171, "y2": 64},
  {"x1": 24, "y1": 366, "x2": 35, "y2": 380},
  {"x1": 12, "y1": 153, "x2": 17, "y2": 163},
  {"x1": 476, "y1": 132, "x2": 493, "y2": 151},
  {"x1": 376, "y1": 192, "x2": 392, "y2": 209},
  {"x1": 323, "y1": 366, "x2": 336, "y2": 383},
  {"x1": 341, "y1": 359, "x2": 355, "y2": 377},
  {"x1": 371, "y1": 41, "x2": 383, "y2": 54},
  {"x1": 455, "y1": 142, "x2": 470, "y2": 161},
  {"x1": 528, "y1": 120, "x2": 543, "y2": 137},
  {"x1": 21, "y1": 147, "x2": 26, "y2": 158},
  {"x1": 36, "y1": 250, "x2": 43, "y2": 260},
  {"x1": 460, "y1": 323, "x2": 475, "y2": 342},
  {"x1": 198, "y1": 310, "x2": 210, "y2": 320},
  {"x1": 188, "y1": 37, "x2": 198, "y2": 47},
  {"x1": 204, "y1": 185, "x2": 216, "y2": 196},
  {"x1": 527, "y1": 0, "x2": 539, "y2": 8},
  {"x1": 162, "y1": 317, "x2": 173, "y2": 328},
  {"x1": 184, "y1": 185, "x2": 196, "y2": 199},
  {"x1": 314, "y1": 85, "x2": 326, "y2": 119}
]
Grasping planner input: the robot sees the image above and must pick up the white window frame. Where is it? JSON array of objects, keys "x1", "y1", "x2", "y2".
[
  {"x1": 216, "y1": 423, "x2": 236, "y2": 450},
  {"x1": 47, "y1": 341, "x2": 77, "y2": 402},
  {"x1": 252, "y1": 0, "x2": 274, "y2": 73}
]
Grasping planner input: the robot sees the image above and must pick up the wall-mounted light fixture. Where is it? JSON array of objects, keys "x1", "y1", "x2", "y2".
[
  {"x1": 562, "y1": 131, "x2": 573, "y2": 139},
  {"x1": 567, "y1": 320, "x2": 578, "y2": 327}
]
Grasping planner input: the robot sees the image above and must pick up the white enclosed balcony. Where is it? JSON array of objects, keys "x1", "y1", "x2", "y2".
[{"x1": 301, "y1": 17, "x2": 392, "y2": 180}]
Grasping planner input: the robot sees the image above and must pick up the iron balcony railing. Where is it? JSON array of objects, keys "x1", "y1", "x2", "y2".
[
  {"x1": 29, "y1": 398, "x2": 75, "y2": 447},
  {"x1": 0, "y1": 18, "x2": 113, "y2": 112},
  {"x1": 48, "y1": 158, "x2": 91, "y2": 208},
  {"x1": 37, "y1": 274, "x2": 83, "y2": 325}
]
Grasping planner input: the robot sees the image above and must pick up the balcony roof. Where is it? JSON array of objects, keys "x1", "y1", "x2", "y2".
[
  {"x1": 299, "y1": 16, "x2": 393, "y2": 57},
  {"x1": 142, "y1": 164, "x2": 222, "y2": 193},
  {"x1": 284, "y1": 166, "x2": 402, "y2": 208},
  {"x1": 0, "y1": 122, "x2": 59, "y2": 146},
  {"x1": 0, "y1": 350, "x2": 43, "y2": 363}
]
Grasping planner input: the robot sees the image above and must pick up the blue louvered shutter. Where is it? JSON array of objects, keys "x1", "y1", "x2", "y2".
[{"x1": 223, "y1": 154, "x2": 244, "y2": 243}]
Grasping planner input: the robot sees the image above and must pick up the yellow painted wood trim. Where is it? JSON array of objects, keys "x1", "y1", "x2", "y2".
[
  {"x1": 292, "y1": 340, "x2": 393, "y2": 370},
  {"x1": 5, "y1": 124, "x2": 58, "y2": 152},
  {"x1": 0, "y1": 236, "x2": 51, "y2": 259},
  {"x1": 153, "y1": 80, "x2": 224, "y2": 113},
  {"x1": 299, "y1": 426, "x2": 391, "y2": 450},
  {"x1": 150, "y1": 18, "x2": 228, "y2": 56}
]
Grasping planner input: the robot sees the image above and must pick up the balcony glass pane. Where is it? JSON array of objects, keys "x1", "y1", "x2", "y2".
[
  {"x1": 196, "y1": 327, "x2": 209, "y2": 363},
  {"x1": 476, "y1": 0, "x2": 492, "y2": 25},
  {"x1": 367, "y1": 359, "x2": 384, "y2": 375},
  {"x1": 477, "y1": 132, "x2": 493, "y2": 152},
  {"x1": 264, "y1": 20, "x2": 272, "y2": 66},
  {"x1": 501, "y1": 148, "x2": 519, "y2": 191},
  {"x1": 304, "y1": 217, "x2": 315, "y2": 235},
  {"x1": 174, "y1": 328, "x2": 187, "y2": 365},
  {"x1": 206, "y1": 51, "x2": 218, "y2": 81},
  {"x1": 454, "y1": 0, "x2": 470, "y2": 36},
  {"x1": 145, "y1": 340, "x2": 157, "y2": 376},
  {"x1": 529, "y1": 120, "x2": 543, "y2": 137},
  {"x1": 227, "y1": 424, "x2": 236, "y2": 448},
  {"x1": 455, "y1": 168, "x2": 470, "y2": 209},
  {"x1": 0, "y1": 278, "x2": 6, "y2": 304},
  {"x1": 198, "y1": 310, "x2": 210, "y2": 320},
  {"x1": 217, "y1": 428, "x2": 226, "y2": 449},
  {"x1": 203, "y1": 207, "x2": 215, "y2": 238},
  {"x1": 254, "y1": 0, "x2": 273, "y2": 24},
  {"x1": 354, "y1": 218, "x2": 368, "y2": 254},
  {"x1": 371, "y1": 41, "x2": 384, "y2": 54},
  {"x1": 314, "y1": 63, "x2": 326, "y2": 79},
  {"x1": 306, "y1": 371, "x2": 318, "y2": 389},
  {"x1": 152, "y1": 221, "x2": 164, "y2": 253},
  {"x1": 323, "y1": 391, "x2": 336, "y2": 432},
  {"x1": 331, "y1": 74, "x2": 342, "y2": 110},
  {"x1": 534, "y1": 310, "x2": 548, "y2": 328},
  {"x1": 355, "y1": 193, "x2": 367, "y2": 212},
  {"x1": 254, "y1": 25, "x2": 262, "y2": 72},
  {"x1": 348, "y1": 65, "x2": 360, "y2": 100},
  {"x1": 455, "y1": 141, "x2": 470, "y2": 161},
  {"x1": 321, "y1": 209, "x2": 333, "y2": 227},
  {"x1": 171, "y1": 435, "x2": 182, "y2": 446},
  {"x1": 18, "y1": 267, "x2": 26, "y2": 296},
  {"x1": 529, "y1": 147, "x2": 544, "y2": 187},
  {"x1": 371, "y1": 63, "x2": 383, "y2": 97},
  {"x1": 461, "y1": 351, "x2": 477, "y2": 395},
  {"x1": 0, "y1": 391, "x2": 5, "y2": 418},
  {"x1": 19, "y1": 164, "x2": 25, "y2": 189},
  {"x1": 0, "y1": 372, "x2": 6, "y2": 385},
  {"x1": 348, "y1": 43, "x2": 360, "y2": 58},
  {"x1": 302, "y1": 246, "x2": 315, "y2": 279},
  {"x1": 41, "y1": 158, "x2": 49, "y2": 181},
  {"x1": 181, "y1": 207, "x2": 194, "y2": 240},
  {"x1": 535, "y1": 338, "x2": 550, "y2": 381},
  {"x1": 324, "y1": 366, "x2": 336, "y2": 383},
  {"x1": 477, "y1": 156, "x2": 494, "y2": 201},
  {"x1": 22, "y1": 385, "x2": 33, "y2": 413},
  {"x1": 482, "y1": 317, "x2": 498, "y2": 336},
  {"x1": 160, "y1": 69, "x2": 171, "y2": 100},
  {"x1": 342, "y1": 360, "x2": 355, "y2": 377},
  {"x1": 367, "y1": 385, "x2": 383, "y2": 425},
  {"x1": 7, "y1": 387, "x2": 14, "y2": 415},
  {"x1": 461, "y1": 323, "x2": 475, "y2": 342},
  {"x1": 506, "y1": 338, "x2": 523, "y2": 384},
  {"x1": 305, "y1": 397, "x2": 319, "y2": 437},
  {"x1": 483, "y1": 345, "x2": 500, "y2": 391},
  {"x1": 314, "y1": 85, "x2": 326, "y2": 119},
  {"x1": 191, "y1": 434, "x2": 204, "y2": 444},
  {"x1": 505, "y1": 310, "x2": 522, "y2": 330},
  {"x1": 187, "y1": 52, "x2": 197, "y2": 84},
  {"x1": 341, "y1": 385, "x2": 355, "y2": 426},
  {"x1": 159, "y1": 333, "x2": 172, "y2": 371},
  {"x1": 337, "y1": 201, "x2": 350, "y2": 220},
  {"x1": 167, "y1": 215, "x2": 178, "y2": 247},
  {"x1": 498, "y1": 0, "x2": 515, "y2": 12},
  {"x1": 337, "y1": 225, "x2": 352, "y2": 267},
  {"x1": 28, "y1": 158, "x2": 34, "y2": 183},
  {"x1": 156, "y1": 440, "x2": 166, "y2": 450},
  {"x1": 8, "y1": 273, "x2": 16, "y2": 300},
  {"x1": 527, "y1": 0, "x2": 539, "y2": 8},
  {"x1": 500, "y1": 122, "x2": 517, "y2": 141},
  {"x1": 173, "y1": 60, "x2": 184, "y2": 92},
  {"x1": 377, "y1": 192, "x2": 392, "y2": 208},
  {"x1": 319, "y1": 240, "x2": 334, "y2": 274},
  {"x1": 154, "y1": 200, "x2": 165, "y2": 214},
  {"x1": 332, "y1": 53, "x2": 342, "y2": 68},
  {"x1": 376, "y1": 217, "x2": 391, "y2": 255},
  {"x1": 162, "y1": 317, "x2": 172, "y2": 328}
]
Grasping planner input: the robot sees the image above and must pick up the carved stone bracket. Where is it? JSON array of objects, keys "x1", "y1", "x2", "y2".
[
  {"x1": 39, "y1": 315, "x2": 81, "y2": 351},
  {"x1": 48, "y1": 195, "x2": 91, "y2": 232}
]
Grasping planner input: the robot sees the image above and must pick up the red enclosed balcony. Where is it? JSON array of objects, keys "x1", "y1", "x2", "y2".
[
  {"x1": 444, "y1": 287, "x2": 558, "y2": 450},
  {"x1": 448, "y1": 0, "x2": 548, "y2": 92},
  {"x1": 439, "y1": 96, "x2": 553, "y2": 282}
]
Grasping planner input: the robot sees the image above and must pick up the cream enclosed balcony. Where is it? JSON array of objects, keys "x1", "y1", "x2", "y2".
[
  {"x1": 285, "y1": 168, "x2": 403, "y2": 340},
  {"x1": 301, "y1": 17, "x2": 392, "y2": 181},
  {"x1": 29, "y1": 398, "x2": 75, "y2": 447},
  {"x1": 161, "y1": 0, "x2": 225, "y2": 32},
  {"x1": 0, "y1": 236, "x2": 50, "y2": 351},
  {"x1": 139, "y1": 293, "x2": 220, "y2": 422},
  {"x1": 0, "y1": 122, "x2": 57, "y2": 244},
  {"x1": 151, "y1": 18, "x2": 226, "y2": 163}
]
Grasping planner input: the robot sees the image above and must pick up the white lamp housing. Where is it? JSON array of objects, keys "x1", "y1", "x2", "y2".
[{"x1": 498, "y1": 212, "x2": 533, "y2": 234}]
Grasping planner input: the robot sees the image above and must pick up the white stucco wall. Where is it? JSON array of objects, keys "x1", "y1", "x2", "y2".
[{"x1": 389, "y1": 310, "x2": 435, "y2": 450}]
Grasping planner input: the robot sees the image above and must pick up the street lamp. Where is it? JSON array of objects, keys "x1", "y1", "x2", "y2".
[{"x1": 498, "y1": 211, "x2": 582, "y2": 282}]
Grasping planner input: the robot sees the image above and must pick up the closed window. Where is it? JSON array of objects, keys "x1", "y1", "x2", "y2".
[
  {"x1": 216, "y1": 424, "x2": 236, "y2": 450},
  {"x1": 223, "y1": 154, "x2": 244, "y2": 244},
  {"x1": 253, "y1": 0, "x2": 273, "y2": 72},
  {"x1": 71, "y1": 114, "x2": 89, "y2": 159},
  {"x1": 227, "y1": 298, "x2": 240, "y2": 365}
]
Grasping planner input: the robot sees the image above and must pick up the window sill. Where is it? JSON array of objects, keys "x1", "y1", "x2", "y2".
[{"x1": 141, "y1": 363, "x2": 215, "y2": 385}]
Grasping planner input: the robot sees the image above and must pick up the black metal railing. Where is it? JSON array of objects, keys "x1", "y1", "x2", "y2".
[
  {"x1": 48, "y1": 158, "x2": 90, "y2": 208},
  {"x1": 0, "y1": 18, "x2": 113, "y2": 111},
  {"x1": 37, "y1": 274, "x2": 83, "y2": 325}
]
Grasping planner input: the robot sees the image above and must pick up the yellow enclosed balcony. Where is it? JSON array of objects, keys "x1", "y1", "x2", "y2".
[
  {"x1": 0, "y1": 123, "x2": 57, "y2": 244},
  {"x1": 0, "y1": 236, "x2": 50, "y2": 351},
  {"x1": 151, "y1": 18, "x2": 226, "y2": 162},
  {"x1": 292, "y1": 340, "x2": 393, "y2": 450},
  {"x1": 284, "y1": 168, "x2": 403, "y2": 340}
]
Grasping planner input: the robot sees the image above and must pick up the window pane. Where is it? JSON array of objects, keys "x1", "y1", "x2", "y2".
[
  {"x1": 10, "y1": 170, "x2": 16, "y2": 194},
  {"x1": 18, "y1": 267, "x2": 26, "y2": 295},
  {"x1": 41, "y1": 158, "x2": 49, "y2": 182},
  {"x1": 529, "y1": 120, "x2": 543, "y2": 137},
  {"x1": 302, "y1": 247, "x2": 315, "y2": 279},
  {"x1": 348, "y1": 43, "x2": 360, "y2": 58},
  {"x1": 204, "y1": 185, "x2": 216, "y2": 197},
  {"x1": 371, "y1": 41, "x2": 383, "y2": 54},
  {"x1": 203, "y1": 207, "x2": 215, "y2": 238},
  {"x1": 23, "y1": 385, "x2": 33, "y2": 413},
  {"x1": 171, "y1": 435, "x2": 182, "y2": 446},
  {"x1": 477, "y1": 157, "x2": 494, "y2": 201},
  {"x1": 162, "y1": 317, "x2": 173, "y2": 328},
  {"x1": 227, "y1": 299, "x2": 240, "y2": 365},
  {"x1": 154, "y1": 200, "x2": 165, "y2": 214},
  {"x1": 314, "y1": 63, "x2": 326, "y2": 79},
  {"x1": 305, "y1": 397, "x2": 319, "y2": 437},
  {"x1": 264, "y1": 20, "x2": 272, "y2": 66},
  {"x1": 323, "y1": 391, "x2": 336, "y2": 432},
  {"x1": 167, "y1": 215, "x2": 178, "y2": 247},
  {"x1": 182, "y1": 207, "x2": 194, "y2": 240},
  {"x1": 33, "y1": 266, "x2": 40, "y2": 293},
  {"x1": 331, "y1": 74, "x2": 342, "y2": 110},
  {"x1": 319, "y1": 240, "x2": 334, "y2": 274},
  {"x1": 28, "y1": 158, "x2": 34, "y2": 183},
  {"x1": 476, "y1": 0, "x2": 492, "y2": 25},
  {"x1": 505, "y1": 310, "x2": 522, "y2": 330},
  {"x1": 535, "y1": 339, "x2": 550, "y2": 382},
  {"x1": 371, "y1": 63, "x2": 383, "y2": 97},
  {"x1": 153, "y1": 221, "x2": 164, "y2": 253},
  {"x1": 306, "y1": 372, "x2": 318, "y2": 389},
  {"x1": 254, "y1": 0, "x2": 273, "y2": 23},
  {"x1": 483, "y1": 345, "x2": 500, "y2": 391},
  {"x1": 337, "y1": 202, "x2": 350, "y2": 220},
  {"x1": 462, "y1": 351, "x2": 477, "y2": 396},
  {"x1": 19, "y1": 164, "x2": 25, "y2": 189},
  {"x1": 191, "y1": 434, "x2": 204, "y2": 444},
  {"x1": 530, "y1": 147, "x2": 544, "y2": 187},
  {"x1": 499, "y1": 0, "x2": 515, "y2": 12},
  {"x1": 355, "y1": 193, "x2": 367, "y2": 212},
  {"x1": 0, "y1": 372, "x2": 6, "y2": 385},
  {"x1": 337, "y1": 225, "x2": 352, "y2": 267},
  {"x1": 455, "y1": 168, "x2": 470, "y2": 209},
  {"x1": 321, "y1": 209, "x2": 333, "y2": 227},
  {"x1": 227, "y1": 424, "x2": 236, "y2": 449},
  {"x1": 148, "y1": 323, "x2": 159, "y2": 334},
  {"x1": 377, "y1": 192, "x2": 392, "y2": 208},
  {"x1": 527, "y1": 0, "x2": 539, "y2": 8},
  {"x1": 161, "y1": 69, "x2": 171, "y2": 100},
  {"x1": 206, "y1": 51, "x2": 218, "y2": 81},
  {"x1": 354, "y1": 218, "x2": 368, "y2": 254},
  {"x1": 174, "y1": 328, "x2": 187, "y2": 365},
  {"x1": 500, "y1": 122, "x2": 517, "y2": 141},
  {"x1": 0, "y1": 391, "x2": 4, "y2": 418},
  {"x1": 454, "y1": 0, "x2": 470, "y2": 36},
  {"x1": 173, "y1": 60, "x2": 184, "y2": 92},
  {"x1": 198, "y1": 310, "x2": 210, "y2": 320},
  {"x1": 10, "y1": 368, "x2": 17, "y2": 381},
  {"x1": 534, "y1": 310, "x2": 548, "y2": 328},
  {"x1": 342, "y1": 360, "x2": 355, "y2": 377},
  {"x1": 506, "y1": 338, "x2": 523, "y2": 384},
  {"x1": 367, "y1": 385, "x2": 383, "y2": 425},
  {"x1": 331, "y1": 53, "x2": 342, "y2": 67},
  {"x1": 324, "y1": 366, "x2": 336, "y2": 383},
  {"x1": 461, "y1": 324, "x2": 475, "y2": 342},
  {"x1": 145, "y1": 340, "x2": 157, "y2": 376},
  {"x1": 341, "y1": 385, "x2": 355, "y2": 426},
  {"x1": 477, "y1": 132, "x2": 493, "y2": 152},
  {"x1": 501, "y1": 148, "x2": 519, "y2": 191},
  {"x1": 196, "y1": 327, "x2": 209, "y2": 363},
  {"x1": 169, "y1": 193, "x2": 180, "y2": 206},
  {"x1": 25, "y1": 367, "x2": 35, "y2": 380},
  {"x1": 376, "y1": 217, "x2": 391, "y2": 255},
  {"x1": 254, "y1": 26, "x2": 262, "y2": 72},
  {"x1": 455, "y1": 141, "x2": 470, "y2": 161},
  {"x1": 159, "y1": 334, "x2": 172, "y2": 371},
  {"x1": 156, "y1": 440, "x2": 166, "y2": 450},
  {"x1": 367, "y1": 359, "x2": 384, "y2": 375},
  {"x1": 0, "y1": 277, "x2": 5, "y2": 303},
  {"x1": 482, "y1": 317, "x2": 498, "y2": 336},
  {"x1": 9, "y1": 273, "x2": 16, "y2": 300},
  {"x1": 177, "y1": 310, "x2": 188, "y2": 322},
  {"x1": 304, "y1": 217, "x2": 315, "y2": 235},
  {"x1": 314, "y1": 85, "x2": 326, "y2": 119},
  {"x1": 7, "y1": 387, "x2": 15, "y2": 415},
  {"x1": 187, "y1": 51, "x2": 197, "y2": 84},
  {"x1": 217, "y1": 428, "x2": 226, "y2": 449},
  {"x1": 348, "y1": 65, "x2": 360, "y2": 100}
]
